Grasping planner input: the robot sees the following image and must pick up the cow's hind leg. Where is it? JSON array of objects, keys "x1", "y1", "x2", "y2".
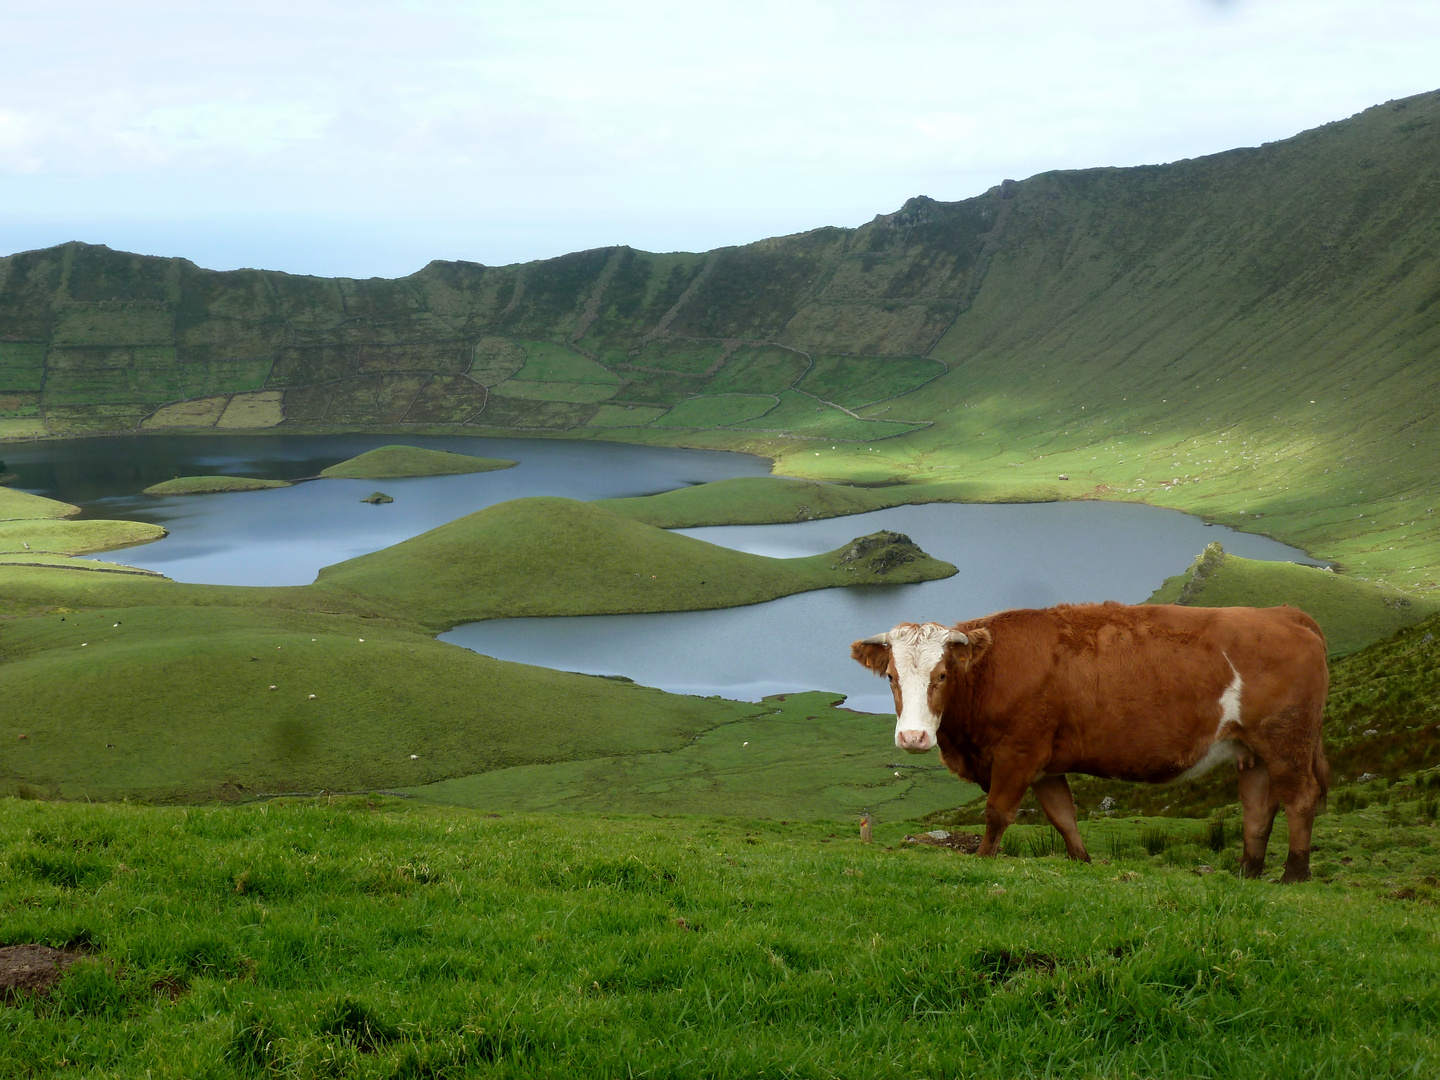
[
  {"x1": 1270, "y1": 758, "x2": 1323, "y2": 885},
  {"x1": 1237, "y1": 762, "x2": 1279, "y2": 879},
  {"x1": 1031, "y1": 774, "x2": 1090, "y2": 862}
]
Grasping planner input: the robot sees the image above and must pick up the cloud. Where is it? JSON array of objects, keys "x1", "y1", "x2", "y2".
[{"x1": 3, "y1": 0, "x2": 1439, "y2": 272}]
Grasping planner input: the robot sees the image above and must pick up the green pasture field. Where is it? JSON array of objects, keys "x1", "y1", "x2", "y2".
[
  {"x1": 627, "y1": 340, "x2": 727, "y2": 374},
  {"x1": 0, "y1": 602, "x2": 762, "y2": 803},
  {"x1": 701, "y1": 346, "x2": 809, "y2": 396},
  {"x1": 0, "y1": 487, "x2": 78, "y2": 522},
  {"x1": 142, "y1": 476, "x2": 291, "y2": 496},
  {"x1": 488, "y1": 380, "x2": 617, "y2": 403},
  {"x1": 585, "y1": 403, "x2": 668, "y2": 427},
  {"x1": 317, "y1": 445, "x2": 517, "y2": 480},
  {"x1": 797, "y1": 355, "x2": 946, "y2": 410},
  {"x1": 2, "y1": 797, "x2": 1437, "y2": 1079},
  {"x1": 0, "y1": 519, "x2": 166, "y2": 557},
  {"x1": 411, "y1": 691, "x2": 982, "y2": 820},
  {"x1": 511, "y1": 342, "x2": 620, "y2": 386},
  {"x1": 649, "y1": 394, "x2": 777, "y2": 428},
  {"x1": 730, "y1": 390, "x2": 926, "y2": 440}
]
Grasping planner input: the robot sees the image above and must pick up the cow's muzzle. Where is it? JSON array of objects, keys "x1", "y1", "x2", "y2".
[{"x1": 895, "y1": 729, "x2": 934, "y2": 753}]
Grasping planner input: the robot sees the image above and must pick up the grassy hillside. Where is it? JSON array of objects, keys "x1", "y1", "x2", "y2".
[
  {"x1": 316, "y1": 444, "x2": 516, "y2": 478},
  {"x1": 410, "y1": 691, "x2": 982, "y2": 820},
  {"x1": 0, "y1": 486, "x2": 78, "y2": 521},
  {"x1": 3, "y1": 799, "x2": 1438, "y2": 1079},
  {"x1": 0, "y1": 603, "x2": 766, "y2": 803},
  {"x1": 1148, "y1": 542, "x2": 1440, "y2": 655},
  {"x1": 315, "y1": 496, "x2": 956, "y2": 629}
]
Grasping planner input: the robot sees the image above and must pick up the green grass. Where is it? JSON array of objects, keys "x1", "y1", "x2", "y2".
[
  {"x1": 0, "y1": 487, "x2": 79, "y2": 522},
  {"x1": 489, "y1": 378, "x2": 618, "y2": 403},
  {"x1": 1148, "y1": 543, "x2": 1440, "y2": 656},
  {"x1": 586, "y1": 403, "x2": 669, "y2": 427},
  {"x1": 649, "y1": 394, "x2": 776, "y2": 428},
  {"x1": 317, "y1": 445, "x2": 517, "y2": 479},
  {"x1": 797, "y1": 355, "x2": 946, "y2": 409},
  {"x1": 0, "y1": 603, "x2": 763, "y2": 803},
  {"x1": 511, "y1": 341, "x2": 620, "y2": 385},
  {"x1": 701, "y1": 345, "x2": 809, "y2": 396},
  {"x1": 628, "y1": 340, "x2": 727, "y2": 374},
  {"x1": 315, "y1": 497, "x2": 956, "y2": 630},
  {"x1": 730, "y1": 390, "x2": 927, "y2": 440},
  {"x1": 411, "y1": 691, "x2": 982, "y2": 820},
  {"x1": 598, "y1": 475, "x2": 1065, "y2": 527},
  {"x1": 0, "y1": 519, "x2": 166, "y2": 556},
  {"x1": 142, "y1": 476, "x2": 292, "y2": 496},
  {"x1": 2, "y1": 798, "x2": 1438, "y2": 1079}
]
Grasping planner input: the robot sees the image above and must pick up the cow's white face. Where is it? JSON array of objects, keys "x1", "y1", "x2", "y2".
[{"x1": 852, "y1": 622, "x2": 965, "y2": 754}]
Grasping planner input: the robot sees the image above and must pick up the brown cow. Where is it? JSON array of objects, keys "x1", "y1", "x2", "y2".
[{"x1": 851, "y1": 602, "x2": 1329, "y2": 883}]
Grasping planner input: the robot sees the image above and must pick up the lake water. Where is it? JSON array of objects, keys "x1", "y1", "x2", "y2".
[
  {"x1": 2, "y1": 434, "x2": 770, "y2": 586},
  {"x1": 5, "y1": 433, "x2": 1318, "y2": 709},
  {"x1": 441, "y1": 501, "x2": 1319, "y2": 712}
]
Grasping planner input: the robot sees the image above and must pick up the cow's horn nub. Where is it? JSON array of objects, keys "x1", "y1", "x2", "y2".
[
  {"x1": 944, "y1": 630, "x2": 970, "y2": 645},
  {"x1": 857, "y1": 632, "x2": 891, "y2": 646}
]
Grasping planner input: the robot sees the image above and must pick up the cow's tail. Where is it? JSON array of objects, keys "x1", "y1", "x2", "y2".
[{"x1": 1313, "y1": 739, "x2": 1332, "y2": 809}]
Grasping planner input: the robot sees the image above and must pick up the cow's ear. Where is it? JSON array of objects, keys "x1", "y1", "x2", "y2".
[
  {"x1": 850, "y1": 640, "x2": 891, "y2": 676},
  {"x1": 948, "y1": 627, "x2": 992, "y2": 671}
]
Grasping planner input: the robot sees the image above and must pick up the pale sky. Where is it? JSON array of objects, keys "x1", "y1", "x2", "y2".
[{"x1": 2, "y1": 0, "x2": 1437, "y2": 277}]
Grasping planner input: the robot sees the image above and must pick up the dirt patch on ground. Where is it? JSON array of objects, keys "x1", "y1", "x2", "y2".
[
  {"x1": 0, "y1": 944, "x2": 82, "y2": 1000},
  {"x1": 902, "y1": 829, "x2": 983, "y2": 853}
]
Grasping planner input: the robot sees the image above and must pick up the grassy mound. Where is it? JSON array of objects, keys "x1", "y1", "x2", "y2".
[
  {"x1": 0, "y1": 604, "x2": 762, "y2": 802},
  {"x1": 411, "y1": 691, "x2": 981, "y2": 819},
  {"x1": 318, "y1": 445, "x2": 517, "y2": 479},
  {"x1": 0, "y1": 519, "x2": 166, "y2": 557},
  {"x1": 142, "y1": 475, "x2": 291, "y2": 496},
  {"x1": 1147, "y1": 542, "x2": 1439, "y2": 655},
  {"x1": 598, "y1": 475, "x2": 1067, "y2": 528},
  {"x1": 0, "y1": 487, "x2": 78, "y2": 522},
  {"x1": 2, "y1": 799, "x2": 1437, "y2": 1079},
  {"x1": 317, "y1": 497, "x2": 956, "y2": 630}
]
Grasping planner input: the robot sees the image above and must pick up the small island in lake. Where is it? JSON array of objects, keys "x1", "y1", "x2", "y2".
[
  {"x1": 142, "y1": 476, "x2": 292, "y2": 496},
  {"x1": 319, "y1": 445, "x2": 518, "y2": 479}
]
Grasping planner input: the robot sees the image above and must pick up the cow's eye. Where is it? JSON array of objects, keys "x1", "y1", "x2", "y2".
[{"x1": 936, "y1": 673, "x2": 947, "y2": 682}]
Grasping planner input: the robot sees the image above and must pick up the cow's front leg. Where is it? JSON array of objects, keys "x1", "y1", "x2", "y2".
[
  {"x1": 1031, "y1": 774, "x2": 1090, "y2": 862},
  {"x1": 976, "y1": 768, "x2": 1033, "y2": 857}
]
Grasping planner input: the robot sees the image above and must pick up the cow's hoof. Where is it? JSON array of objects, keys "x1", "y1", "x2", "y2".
[{"x1": 1279, "y1": 853, "x2": 1311, "y2": 884}]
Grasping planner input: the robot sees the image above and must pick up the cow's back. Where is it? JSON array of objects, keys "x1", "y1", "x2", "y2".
[{"x1": 948, "y1": 602, "x2": 1327, "y2": 783}]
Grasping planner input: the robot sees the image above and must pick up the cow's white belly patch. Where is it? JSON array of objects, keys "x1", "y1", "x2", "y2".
[{"x1": 1176, "y1": 658, "x2": 1245, "y2": 782}]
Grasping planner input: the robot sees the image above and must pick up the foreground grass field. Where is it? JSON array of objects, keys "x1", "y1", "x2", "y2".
[{"x1": 2, "y1": 799, "x2": 1437, "y2": 1079}]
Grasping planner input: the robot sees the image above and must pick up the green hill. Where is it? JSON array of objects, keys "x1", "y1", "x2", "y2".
[
  {"x1": 316, "y1": 496, "x2": 956, "y2": 630},
  {"x1": 1147, "y1": 542, "x2": 1440, "y2": 656}
]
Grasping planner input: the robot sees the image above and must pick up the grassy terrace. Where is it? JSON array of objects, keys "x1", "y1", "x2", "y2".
[{"x1": 2, "y1": 798, "x2": 1438, "y2": 1079}]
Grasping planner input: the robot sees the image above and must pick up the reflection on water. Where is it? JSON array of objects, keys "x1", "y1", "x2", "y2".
[{"x1": 443, "y1": 502, "x2": 1319, "y2": 712}]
